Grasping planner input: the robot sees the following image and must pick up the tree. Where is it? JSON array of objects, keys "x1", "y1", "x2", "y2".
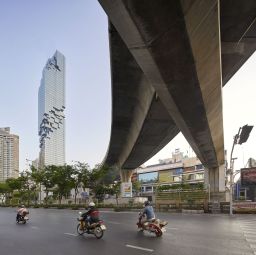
[
  {"x1": 71, "y1": 162, "x2": 90, "y2": 204},
  {"x1": 39, "y1": 166, "x2": 56, "y2": 205},
  {"x1": 30, "y1": 166, "x2": 44, "y2": 204},
  {"x1": 132, "y1": 181, "x2": 141, "y2": 196},
  {"x1": 87, "y1": 164, "x2": 109, "y2": 200},
  {"x1": 6, "y1": 177, "x2": 22, "y2": 204},
  {"x1": 108, "y1": 182, "x2": 121, "y2": 205},
  {"x1": 0, "y1": 182, "x2": 10, "y2": 204},
  {"x1": 52, "y1": 165, "x2": 74, "y2": 204},
  {"x1": 19, "y1": 171, "x2": 31, "y2": 205},
  {"x1": 6, "y1": 178, "x2": 22, "y2": 192}
]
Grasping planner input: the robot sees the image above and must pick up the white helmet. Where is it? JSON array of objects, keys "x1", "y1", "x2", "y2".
[{"x1": 89, "y1": 202, "x2": 95, "y2": 207}]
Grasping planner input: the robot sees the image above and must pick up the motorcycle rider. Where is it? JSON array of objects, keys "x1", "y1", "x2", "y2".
[
  {"x1": 141, "y1": 200, "x2": 155, "y2": 227},
  {"x1": 81, "y1": 202, "x2": 100, "y2": 228},
  {"x1": 16, "y1": 205, "x2": 29, "y2": 222}
]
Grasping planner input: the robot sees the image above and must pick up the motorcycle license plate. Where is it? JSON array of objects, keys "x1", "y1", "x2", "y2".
[{"x1": 100, "y1": 225, "x2": 106, "y2": 230}]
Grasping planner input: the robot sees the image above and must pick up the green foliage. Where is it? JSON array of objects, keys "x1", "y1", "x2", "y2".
[
  {"x1": 0, "y1": 182, "x2": 10, "y2": 203},
  {"x1": 132, "y1": 181, "x2": 141, "y2": 194},
  {"x1": 157, "y1": 183, "x2": 205, "y2": 192},
  {"x1": 194, "y1": 183, "x2": 204, "y2": 190},
  {"x1": 6, "y1": 178, "x2": 22, "y2": 191},
  {"x1": 71, "y1": 162, "x2": 90, "y2": 204},
  {"x1": 1, "y1": 162, "x2": 124, "y2": 206},
  {"x1": 51, "y1": 165, "x2": 74, "y2": 204}
]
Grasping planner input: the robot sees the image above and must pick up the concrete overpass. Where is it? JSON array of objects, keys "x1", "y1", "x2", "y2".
[{"x1": 99, "y1": 0, "x2": 256, "y2": 197}]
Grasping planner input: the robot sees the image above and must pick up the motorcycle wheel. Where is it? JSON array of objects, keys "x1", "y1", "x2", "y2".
[
  {"x1": 94, "y1": 226, "x2": 104, "y2": 239},
  {"x1": 23, "y1": 220, "x2": 26, "y2": 224},
  {"x1": 155, "y1": 228, "x2": 162, "y2": 237},
  {"x1": 151, "y1": 225, "x2": 162, "y2": 237},
  {"x1": 77, "y1": 223, "x2": 85, "y2": 235}
]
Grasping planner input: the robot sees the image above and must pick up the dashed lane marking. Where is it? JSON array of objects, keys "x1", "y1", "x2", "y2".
[
  {"x1": 250, "y1": 244, "x2": 256, "y2": 249},
  {"x1": 106, "y1": 221, "x2": 121, "y2": 225},
  {"x1": 30, "y1": 226, "x2": 39, "y2": 229},
  {"x1": 126, "y1": 244, "x2": 154, "y2": 252},
  {"x1": 64, "y1": 233, "x2": 77, "y2": 237},
  {"x1": 166, "y1": 227, "x2": 178, "y2": 230},
  {"x1": 246, "y1": 239, "x2": 256, "y2": 243}
]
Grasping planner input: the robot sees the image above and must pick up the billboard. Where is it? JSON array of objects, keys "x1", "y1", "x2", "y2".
[
  {"x1": 121, "y1": 182, "x2": 133, "y2": 198},
  {"x1": 159, "y1": 170, "x2": 172, "y2": 183},
  {"x1": 241, "y1": 167, "x2": 256, "y2": 186},
  {"x1": 138, "y1": 172, "x2": 158, "y2": 183}
]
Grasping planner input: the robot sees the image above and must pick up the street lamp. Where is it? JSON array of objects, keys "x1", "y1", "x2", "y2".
[{"x1": 229, "y1": 125, "x2": 253, "y2": 215}]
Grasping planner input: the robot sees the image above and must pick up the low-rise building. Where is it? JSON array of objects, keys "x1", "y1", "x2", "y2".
[{"x1": 132, "y1": 149, "x2": 204, "y2": 198}]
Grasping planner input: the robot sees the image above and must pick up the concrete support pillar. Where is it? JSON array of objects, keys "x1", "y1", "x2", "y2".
[
  {"x1": 204, "y1": 165, "x2": 226, "y2": 201},
  {"x1": 120, "y1": 169, "x2": 134, "y2": 183}
]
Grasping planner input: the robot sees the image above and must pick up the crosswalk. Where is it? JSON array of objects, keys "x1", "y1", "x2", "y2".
[{"x1": 239, "y1": 217, "x2": 256, "y2": 255}]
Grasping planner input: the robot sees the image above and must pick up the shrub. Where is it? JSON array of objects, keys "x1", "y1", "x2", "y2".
[
  {"x1": 71, "y1": 205, "x2": 81, "y2": 210},
  {"x1": 56, "y1": 204, "x2": 67, "y2": 209},
  {"x1": 114, "y1": 207, "x2": 131, "y2": 212}
]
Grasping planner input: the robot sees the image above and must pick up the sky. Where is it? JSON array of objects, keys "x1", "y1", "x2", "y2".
[{"x1": 0, "y1": 0, "x2": 255, "y2": 172}]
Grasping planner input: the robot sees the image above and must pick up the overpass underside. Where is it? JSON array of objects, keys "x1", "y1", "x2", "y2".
[{"x1": 99, "y1": 0, "x2": 256, "y2": 195}]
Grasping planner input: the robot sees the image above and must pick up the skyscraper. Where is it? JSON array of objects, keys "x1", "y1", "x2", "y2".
[
  {"x1": 38, "y1": 50, "x2": 65, "y2": 167},
  {"x1": 0, "y1": 127, "x2": 19, "y2": 181}
]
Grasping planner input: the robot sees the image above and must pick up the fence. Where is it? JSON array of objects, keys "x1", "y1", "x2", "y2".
[{"x1": 155, "y1": 189, "x2": 208, "y2": 212}]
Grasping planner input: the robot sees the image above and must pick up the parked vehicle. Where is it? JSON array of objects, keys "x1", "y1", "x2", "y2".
[
  {"x1": 76, "y1": 212, "x2": 106, "y2": 239},
  {"x1": 136, "y1": 212, "x2": 168, "y2": 237}
]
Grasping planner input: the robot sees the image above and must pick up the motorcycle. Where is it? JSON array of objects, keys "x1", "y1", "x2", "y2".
[
  {"x1": 76, "y1": 212, "x2": 106, "y2": 239},
  {"x1": 16, "y1": 212, "x2": 29, "y2": 224},
  {"x1": 136, "y1": 212, "x2": 168, "y2": 237}
]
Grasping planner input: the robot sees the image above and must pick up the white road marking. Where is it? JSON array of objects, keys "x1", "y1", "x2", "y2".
[
  {"x1": 64, "y1": 233, "x2": 77, "y2": 237},
  {"x1": 126, "y1": 244, "x2": 154, "y2": 252},
  {"x1": 244, "y1": 234, "x2": 256, "y2": 239},
  {"x1": 246, "y1": 239, "x2": 256, "y2": 243},
  {"x1": 166, "y1": 227, "x2": 178, "y2": 230},
  {"x1": 244, "y1": 231, "x2": 256, "y2": 235},
  {"x1": 241, "y1": 224, "x2": 256, "y2": 227},
  {"x1": 31, "y1": 226, "x2": 39, "y2": 229},
  {"x1": 240, "y1": 221, "x2": 256, "y2": 224},
  {"x1": 250, "y1": 244, "x2": 256, "y2": 249},
  {"x1": 241, "y1": 227, "x2": 256, "y2": 231},
  {"x1": 106, "y1": 221, "x2": 121, "y2": 225}
]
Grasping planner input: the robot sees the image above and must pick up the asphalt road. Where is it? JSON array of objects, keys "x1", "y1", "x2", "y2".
[{"x1": 0, "y1": 208, "x2": 256, "y2": 255}]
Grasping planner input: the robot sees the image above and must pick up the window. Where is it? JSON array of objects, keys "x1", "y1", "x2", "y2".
[
  {"x1": 196, "y1": 164, "x2": 204, "y2": 170},
  {"x1": 145, "y1": 186, "x2": 153, "y2": 192},
  {"x1": 195, "y1": 173, "x2": 204, "y2": 180},
  {"x1": 188, "y1": 174, "x2": 195, "y2": 180},
  {"x1": 173, "y1": 176, "x2": 181, "y2": 182}
]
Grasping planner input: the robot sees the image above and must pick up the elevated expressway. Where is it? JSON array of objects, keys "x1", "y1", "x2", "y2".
[{"x1": 99, "y1": 0, "x2": 256, "y2": 198}]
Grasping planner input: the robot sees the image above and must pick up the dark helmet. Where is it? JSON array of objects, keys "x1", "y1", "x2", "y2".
[{"x1": 144, "y1": 201, "x2": 150, "y2": 206}]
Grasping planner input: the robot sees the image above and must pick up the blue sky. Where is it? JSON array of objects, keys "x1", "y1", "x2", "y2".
[{"x1": 0, "y1": 0, "x2": 255, "y2": 171}]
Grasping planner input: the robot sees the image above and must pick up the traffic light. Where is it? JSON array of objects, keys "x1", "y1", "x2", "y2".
[{"x1": 238, "y1": 125, "x2": 253, "y2": 145}]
